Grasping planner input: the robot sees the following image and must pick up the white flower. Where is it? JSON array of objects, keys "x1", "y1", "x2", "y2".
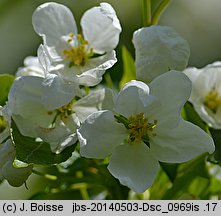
[
  {"x1": 0, "y1": 139, "x2": 32, "y2": 187},
  {"x1": 77, "y1": 71, "x2": 215, "y2": 193},
  {"x1": 32, "y1": 2, "x2": 121, "y2": 86},
  {"x1": 16, "y1": 56, "x2": 45, "y2": 77},
  {"x1": 184, "y1": 62, "x2": 221, "y2": 129},
  {"x1": 8, "y1": 75, "x2": 112, "y2": 153},
  {"x1": 133, "y1": 25, "x2": 190, "y2": 83}
]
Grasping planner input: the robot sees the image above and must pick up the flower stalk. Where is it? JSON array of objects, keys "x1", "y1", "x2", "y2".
[
  {"x1": 152, "y1": 0, "x2": 172, "y2": 25},
  {"x1": 142, "y1": 0, "x2": 152, "y2": 27}
]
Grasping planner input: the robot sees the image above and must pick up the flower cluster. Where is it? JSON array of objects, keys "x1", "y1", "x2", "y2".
[{"x1": 0, "y1": 2, "x2": 215, "y2": 194}]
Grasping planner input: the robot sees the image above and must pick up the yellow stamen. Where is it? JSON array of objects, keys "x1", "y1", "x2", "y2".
[
  {"x1": 204, "y1": 89, "x2": 221, "y2": 113},
  {"x1": 49, "y1": 100, "x2": 75, "y2": 125},
  {"x1": 57, "y1": 102, "x2": 74, "y2": 119},
  {"x1": 127, "y1": 113, "x2": 157, "y2": 144},
  {"x1": 63, "y1": 33, "x2": 94, "y2": 67},
  {"x1": 69, "y1": 33, "x2": 74, "y2": 38}
]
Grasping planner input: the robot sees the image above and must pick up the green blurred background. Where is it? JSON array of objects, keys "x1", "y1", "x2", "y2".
[{"x1": 1, "y1": 0, "x2": 221, "y2": 199}]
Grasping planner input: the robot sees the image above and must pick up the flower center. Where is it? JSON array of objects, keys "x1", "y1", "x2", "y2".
[
  {"x1": 63, "y1": 33, "x2": 94, "y2": 67},
  {"x1": 47, "y1": 100, "x2": 75, "y2": 125},
  {"x1": 114, "y1": 113, "x2": 158, "y2": 146},
  {"x1": 204, "y1": 89, "x2": 221, "y2": 113},
  {"x1": 127, "y1": 113, "x2": 157, "y2": 145}
]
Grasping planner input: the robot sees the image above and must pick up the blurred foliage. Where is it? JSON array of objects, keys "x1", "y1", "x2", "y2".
[
  {"x1": 0, "y1": 74, "x2": 14, "y2": 106},
  {"x1": 119, "y1": 46, "x2": 136, "y2": 88}
]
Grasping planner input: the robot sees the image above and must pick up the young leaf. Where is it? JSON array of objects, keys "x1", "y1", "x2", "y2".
[
  {"x1": 11, "y1": 120, "x2": 76, "y2": 165},
  {"x1": 0, "y1": 74, "x2": 15, "y2": 106},
  {"x1": 119, "y1": 46, "x2": 136, "y2": 88},
  {"x1": 162, "y1": 154, "x2": 210, "y2": 199}
]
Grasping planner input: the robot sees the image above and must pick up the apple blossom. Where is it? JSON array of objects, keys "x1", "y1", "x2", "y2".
[
  {"x1": 32, "y1": 2, "x2": 121, "y2": 86},
  {"x1": 7, "y1": 75, "x2": 112, "y2": 153},
  {"x1": 77, "y1": 71, "x2": 215, "y2": 193},
  {"x1": 184, "y1": 62, "x2": 221, "y2": 129}
]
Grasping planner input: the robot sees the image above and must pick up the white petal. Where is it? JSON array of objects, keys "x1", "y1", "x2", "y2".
[
  {"x1": 108, "y1": 142, "x2": 160, "y2": 193},
  {"x1": 62, "y1": 113, "x2": 80, "y2": 131},
  {"x1": 73, "y1": 88, "x2": 112, "y2": 122},
  {"x1": 77, "y1": 51, "x2": 117, "y2": 86},
  {"x1": 81, "y1": 3, "x2": 121, "y2": 54},
  {"x1": 2, "y1": 161, "x2": 32, "y2": 187},
  {"x1": 0, "y1": 139, "x2": 14, "y2": 179},
  {"x1": 37, "y1": 121, "x2": 77, "y2": 153},
  {"x1": 41, "y1": 74, "x2": 80, "y2": 110},
  {"x1": 151, "y1": 119, "x2": 215, "y2": 163},
  {"x1": 100, "y1": 88, "x2": 116, "y2": 111},
  {"x1": 16, "y1": 56, "x2": 45, "y2": 78},
  {"x1": 1, "y1": 104, "x2": 12, "y2": 126},
  {"x1": 78, "y1": 110, "x2": 127, "y2": 159},
  {"x1": 0, "y1": 128, "x2": 10, "y2": 144},
  {"x1": 189, "y1": 64, "x2": 221, "y2": 98},
  {"x1": 37, "y1": 44, "x2": 52, "y2": 72},
  {"x1": 149, "y1": 71, "x2": 191, "y2": 128},
  {"x1": 8, "y1": 76, "x2": 46, "y2": 118},
  {"x1": 183, "y1": 67, "x2": 203, "y2": 102},
  {"x1": 183, "y1": 67, "x2": 202, "y2": 84},
  {"x1": 32, "y1": 2, "x2": 77, "y2": 47},
  {"x1": 8, "y1": 77, "x2": 55, "y2": 137},
  {"x1": 12, "y1": 114, "x2": 39, "y2": 138},
  {"x1": 115, "y1": 80, "x2": 158, "y2": 117},
  {"x1": 16, "y1": 66, "x2": 45, "y2": 78},
  {"x1": 133, "y1": 25, "x2": 190, "y2": 83},
  {"x1": 0, "y1": 140, "x2": 15, "y2": 169},
  {"x1": 194, "y1": 103, "x2": 221, "y2": 129},
  {"x1": 24, "y1": 56, "x2": 41, "y2": 67}
]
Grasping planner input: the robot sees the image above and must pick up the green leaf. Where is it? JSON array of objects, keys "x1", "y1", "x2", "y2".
[
  {"x1": 11, "y1": 120, "x2": 76, "y2": 165},
  {"x1": 0, "y1": 74, "x2": 15, "y2": 106},
  {"x1": 188, "y1": 176, "x2": 210, "y2": 198},
  {"x1": 159, "y1": 162, "x2": 179, "y2": 182},
  {"x1": 119, "y1": 46, "x2": 136, "y2": 88},
  {"x1": 184, "y1": 102, "x2": 208, "y2": 132},
  {"x1": 33, "y1": 157, "x2": 129, "y2": 200},
  {"x1": 208, "y1": 128, "x2": 221, "y2": 163},
  {"x1": 162, "y1": 154, "x2": 210, "y2": 199},
  {"x1": 60, "y1": 158, "x2": 129, "y2": 199},
  {"x1": 208, "y1": 176, "x2": 221, "y2": 196},
  {"x1": 149, "y1": 168, "x2": 172, "y2": 199}
]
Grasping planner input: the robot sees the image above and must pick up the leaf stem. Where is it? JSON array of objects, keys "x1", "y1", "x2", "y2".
[
  {"x1": 152, "y1": 0, "x2": 172, "y2": 25},
  {"x1": 142, "y1": 0, "x2": 152, "y2": 27}
]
